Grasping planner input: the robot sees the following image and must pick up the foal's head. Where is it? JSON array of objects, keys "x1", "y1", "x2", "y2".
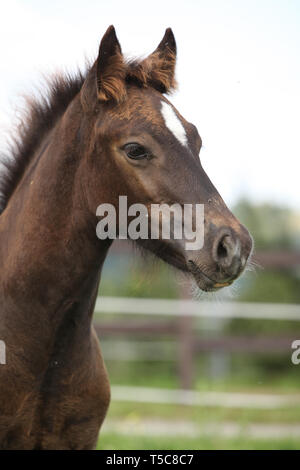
[{"x1": 81, "y1": 26, "x2": 252, "y2": 292}]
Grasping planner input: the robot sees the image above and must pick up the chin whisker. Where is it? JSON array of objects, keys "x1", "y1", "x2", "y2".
[{"x1": 190, "y1": 278, "x2": 239, "y2": 302}]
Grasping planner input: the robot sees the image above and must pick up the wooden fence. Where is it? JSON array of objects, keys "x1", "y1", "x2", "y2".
[{"x1": 93, "y1": 297, "x2": 300, "y2": 389}]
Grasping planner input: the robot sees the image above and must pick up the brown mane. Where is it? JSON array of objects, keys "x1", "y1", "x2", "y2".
[
  {"x1": 0, "y1": 70, "x2": 86, "y2": 214},
  {"x1": 0, "y1": 48, "x2": 176, "y2": 214}
]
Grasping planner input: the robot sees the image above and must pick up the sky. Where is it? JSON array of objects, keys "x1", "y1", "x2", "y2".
[{"x1": 0, "y1": 0, "x2": 299, "y2": 210}]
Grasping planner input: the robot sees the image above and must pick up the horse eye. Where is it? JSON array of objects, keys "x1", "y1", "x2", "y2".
[{"x1": 122, "y1": 143, "x2": 150, "y2": 160}]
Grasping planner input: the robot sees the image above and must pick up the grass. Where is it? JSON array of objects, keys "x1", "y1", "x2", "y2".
[
  {"x1": 94, "y1": 351, "x2": 300, "y2": 450},
  {"x1": 97, "y1": 393, "x2": 300, "y2": 450},
  {"x1": 106, "y1": 401, "x2": 300, "y2": 425},
  {"x1": 97, "y1": 433, "x2": 300, "y2": 450}
]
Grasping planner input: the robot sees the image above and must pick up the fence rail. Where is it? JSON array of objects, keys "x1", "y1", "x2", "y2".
[
  {"x1": 94, "y1": 296, "x2": 300, "y2": 389},
  {"x1": 94, "y1": 296, "x2": 300, "y2": 321},
  {"x1": 110, "y1": 385, "x2": 300, "y2": 409}
]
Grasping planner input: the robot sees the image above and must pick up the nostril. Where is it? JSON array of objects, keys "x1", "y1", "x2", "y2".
[
  {"x1": 213, "y1": 231, "x2": 240, "y2": 272},
  {"x1": 217, "y1": 237, "x2": 229, "y2": 260},
  {"x1": 212, "y1": 227, "x2": 248, "y2": 279}
]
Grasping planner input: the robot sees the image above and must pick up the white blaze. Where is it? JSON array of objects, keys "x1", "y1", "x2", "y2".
[{"x1": 161, "y1": 101, "x2": 188, "y2": 147}]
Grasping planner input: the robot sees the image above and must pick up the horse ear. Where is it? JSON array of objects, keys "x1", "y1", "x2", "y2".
[
  {"x1": 96, "y1": 25, "x2": 126, "y2": 102},
  {"x1": 156, "y1": 27, "x2": 177, "y2": 57},
  {"x1": 142, "y1": 28, "x2": 177, "y2": 94}
]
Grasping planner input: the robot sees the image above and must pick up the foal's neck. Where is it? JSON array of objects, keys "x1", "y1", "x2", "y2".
[{"x1": 0, "y1": 94, "x2": 110, "y2": 326}]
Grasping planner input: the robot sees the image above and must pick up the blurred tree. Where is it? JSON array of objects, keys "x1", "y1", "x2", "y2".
[{"x1": 233, "y1": 199, "x2": 300, "y2": 250}]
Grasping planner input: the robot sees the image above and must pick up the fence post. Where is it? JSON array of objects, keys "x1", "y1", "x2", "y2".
[{"x1": 178, "y1": 284, "x2": 195, "y2": 390}]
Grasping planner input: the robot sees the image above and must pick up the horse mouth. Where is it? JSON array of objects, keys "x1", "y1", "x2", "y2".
[{"x1": 188, "y1": 260, "x2": 233, "y2": 292}]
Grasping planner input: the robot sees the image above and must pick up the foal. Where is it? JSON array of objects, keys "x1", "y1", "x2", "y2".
[{"x1": 0, "y1": 26, "x2": 252, "y2": 449}]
